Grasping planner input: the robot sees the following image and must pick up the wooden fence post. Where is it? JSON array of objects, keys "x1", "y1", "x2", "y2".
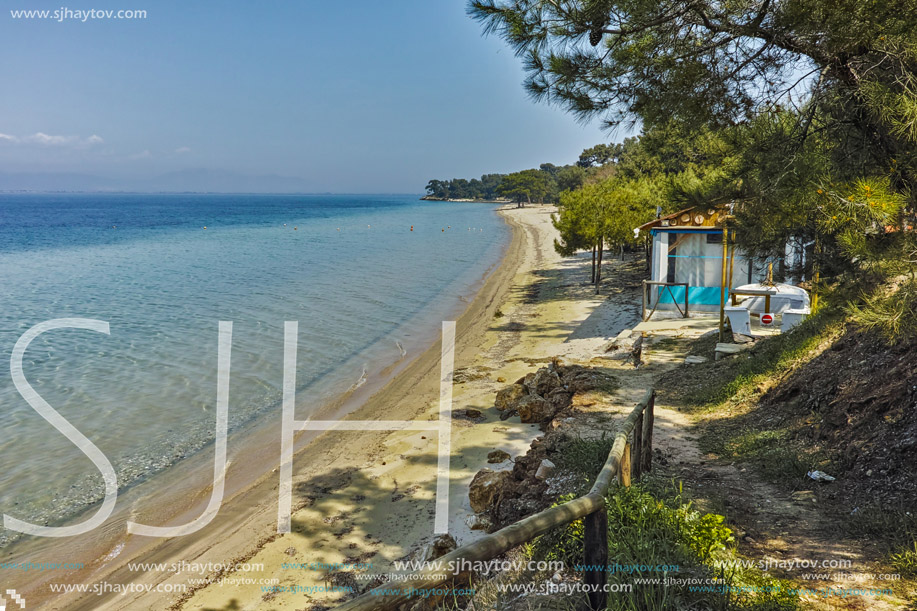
[
  {"x1": 632, "y1": 412, "x2": 643, "y2": 482},
  {"x1": 620, "y1": 443, "x2": 632, "y2": 488},
  {"x1": 641, "y1": 392, "x2": 655, "y2": 473},
  {"x1": 584, "y1": 507, "x2": 608, "y2": 611}
]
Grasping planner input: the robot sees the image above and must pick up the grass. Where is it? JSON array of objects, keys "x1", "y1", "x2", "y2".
[
  {"x1": 528, "y1": 480, "x2": 799, "y2": 611},
  {"x1": 678, "y1": 309, "x2": 844, "y2": 411},
  {"x1": 698, "y1": 427, "x2": 829, "y2": 486},
  {"x1": 890, "y1": 542, "x2": 917, "y2": 578},
  {"x1": 554, "y1": 435, "x2": 615, "y2": 493}
]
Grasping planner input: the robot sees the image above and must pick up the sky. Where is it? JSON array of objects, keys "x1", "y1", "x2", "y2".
[{"x1": 0, "y1": 0, "x2": 614, "y2": 193}]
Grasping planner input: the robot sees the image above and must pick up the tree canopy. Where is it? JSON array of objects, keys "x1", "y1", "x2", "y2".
[{"x1": 470, "y1": 0, "x2": 917, "y2": 338}]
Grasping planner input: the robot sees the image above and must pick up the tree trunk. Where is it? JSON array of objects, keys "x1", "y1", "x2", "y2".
[
  {"x1": 591, "y1": 245, "x2": 597, "y2": 283},
  {"x1": 595, "y1": 237, "x2": 604, "y2": 293}
]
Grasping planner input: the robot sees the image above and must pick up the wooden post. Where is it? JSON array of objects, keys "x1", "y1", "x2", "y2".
[
  {"x1": 641, "y1": 392, "x2": 655, "y2": 473},
  {"x1": 719, "y1": 223, "x2": 728, "y2": 342},
  {"x1": 632, "y1": 412, "x2": 643, "y2": 481},
  {"x1": 584, "y1": 507, "x2": 609, "y2": 611},
  {"x1": 620, "y1": 443, "x2": 632, "y2": 488},
  {"x1": 684, "y1": 283, "x2": 689, "y2": 319},
  {"x1": 641, "y1": 280, "x2": 647, "y2": 322}
]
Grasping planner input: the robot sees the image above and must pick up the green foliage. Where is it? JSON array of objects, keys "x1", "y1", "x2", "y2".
[
  {"x1": 530, "y1": 483, "x2": 798, "y2": 611},
  {"x1": 848, "y1": 278, "x2": 917, "y2": 341},
  {"x1": 498, "y1": 168, "x2": 554, "y2": 204},
  {"x1": 578, "y1": 143, "x2": 618, "y2": 167},
  {"x1": 425, "y1": 175, "x2": 504, "y2": 200},
  {"x1": 890, "y1": 542, "x2": 917, "y2": 578},
  {"x1": 470, "y1": 0, "x2": 917, "y2": 338},
  {"x1": 553, "y1": 174, "x2": 659, "y2": 255},
  {"x1": 555, "y1": 435, "x2": 615, "y2": 492}
]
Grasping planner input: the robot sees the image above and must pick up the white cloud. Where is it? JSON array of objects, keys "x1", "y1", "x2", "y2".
[
  {"x1": 174, "y1": 146, "x2": 191, "y2": 154},
  {"x1": 25, "y1": 132, "x2": 79, "y2": 146},
  {"x1": 10, "y1": 132, "x2": 105, "y2": 147}
]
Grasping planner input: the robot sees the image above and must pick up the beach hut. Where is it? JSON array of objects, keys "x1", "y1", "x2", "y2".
[{"x1": 636, "y1": 204, "x2": 771, "y2": 314}]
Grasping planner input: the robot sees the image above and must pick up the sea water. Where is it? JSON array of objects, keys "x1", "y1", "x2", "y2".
[{"x1": 0, "y1": 193, "x2": 508, "y2": 543}]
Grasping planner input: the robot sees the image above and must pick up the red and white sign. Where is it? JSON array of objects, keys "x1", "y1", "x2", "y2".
[{"x1": 760, "y1": 313, "x2": 774, "y2": 326}]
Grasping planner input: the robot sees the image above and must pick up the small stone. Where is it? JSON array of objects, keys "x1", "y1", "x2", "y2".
[
  {"x1": 464, "y1": 408, "x2": 482, "y2": 418},
  {"x1": 535, "y1": 459, "x2": 556, "y2": 480},
  {"x1": 497, "y1": 377, "x2": 506, "y2": 383},
  {"x1": 465, "y1": 514, "x2": 493, "y2": 531},
  {"x1": 487, "y1": 450, "x2": 511, "y2": 463},
  {"x1": 415, "y1": 534, "x2": 457, "y2": 562}
]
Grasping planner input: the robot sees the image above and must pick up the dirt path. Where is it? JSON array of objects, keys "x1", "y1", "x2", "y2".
[{"x1": 642, "y1": 338, "x2": 911, "y2": 610}]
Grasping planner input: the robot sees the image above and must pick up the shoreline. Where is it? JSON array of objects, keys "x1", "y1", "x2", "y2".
[
  {"x1": 32, "y1": 203, "x2": 641, "y2": 610},
  {"x1": 25, "y1": 204, "x2": 526, "y2": 610}
]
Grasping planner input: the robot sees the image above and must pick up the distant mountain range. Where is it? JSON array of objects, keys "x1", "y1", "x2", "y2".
[{"x1": 0, "y1": 169, "x2": 315, "y2": 193}]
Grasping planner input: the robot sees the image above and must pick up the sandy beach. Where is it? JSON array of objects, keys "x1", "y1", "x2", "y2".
[{"x1": 38, "y1": 204, "x2": 641, "y2": 611}]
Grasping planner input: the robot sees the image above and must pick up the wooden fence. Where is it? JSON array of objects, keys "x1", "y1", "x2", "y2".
[{"x1": 335, "y1": 388, "x2": 656, "y2": 611}]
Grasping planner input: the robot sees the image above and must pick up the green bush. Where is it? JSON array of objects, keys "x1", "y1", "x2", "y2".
[{"x1": 530, "y1": 483, "x2": 798, "y2": 611}]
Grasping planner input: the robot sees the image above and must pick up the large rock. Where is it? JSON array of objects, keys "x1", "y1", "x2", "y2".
[
  {"x1": 469, "y1": 469, "x2": 511, "y2": 513},
  {"x1": 523, "y1": 368, "x2": 562, "y2": 396},
  {"x1": 516, "y1": 394, "x2": 555, "y2": 423},
  {"x1": 562, "y1": 366, "x2": 617, "y2": 394},
  {"x1": 494, "y1": 383, "x2": 527, "y2": 412},
  {"x1": 545, "y1": 387, "x2": 574, "y2": 413}
]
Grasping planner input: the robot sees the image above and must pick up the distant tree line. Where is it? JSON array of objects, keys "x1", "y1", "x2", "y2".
[{"x1": 425, "y1": 163, "x2": 588, "y2": 206}]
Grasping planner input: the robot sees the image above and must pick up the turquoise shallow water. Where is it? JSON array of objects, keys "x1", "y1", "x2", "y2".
[{"x1": 0, "y1": 193, "x2": 508, "y2": 540}]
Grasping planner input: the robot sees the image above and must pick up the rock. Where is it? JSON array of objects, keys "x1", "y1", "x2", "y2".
[
  {"x1": 487, "y1": 450, "x2": 511, "y2": 463},
  {"x1": 465, "y1": 514, "x2": 493, "y2": 531},
  {"x1": 494, "y1": 383, "x2": 527, "y2": 412},
  {"x1": 496, "y1": 376, "x2": 506, "y2": 383},
  {"x1": 469, "y1": 469, "x2": 511, "y2": 513},
  {"x1": 535, "y1": 459, "x2": 556, "y2": 480},
  {"x1": 516, "y1": 394, "x2": 555, "y2": 423},
  {"x1": 499, "y1": 408, "x2": 518, "y2": 421},
  {"x1": 524, "y1": 368, "x2": 562, "y2": 396},
  {"x1": 415, "y1": 534, "x2": 457, "y2": 562},
  {"x1": 453, "y1": 366, "x2": 490, "y2": 384},
  {"x1": 546, "y1": 387, "x2": 574, "y2": 412},
  {"x1": 561, "y1": 366, "x2": 616, "y2": 394},
  {"x1": 464, "y1": 408, "x2": 482, "y2": 419},
  {"x1": 684, "y1": 355, "x2": 708, "y2": 364}
]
